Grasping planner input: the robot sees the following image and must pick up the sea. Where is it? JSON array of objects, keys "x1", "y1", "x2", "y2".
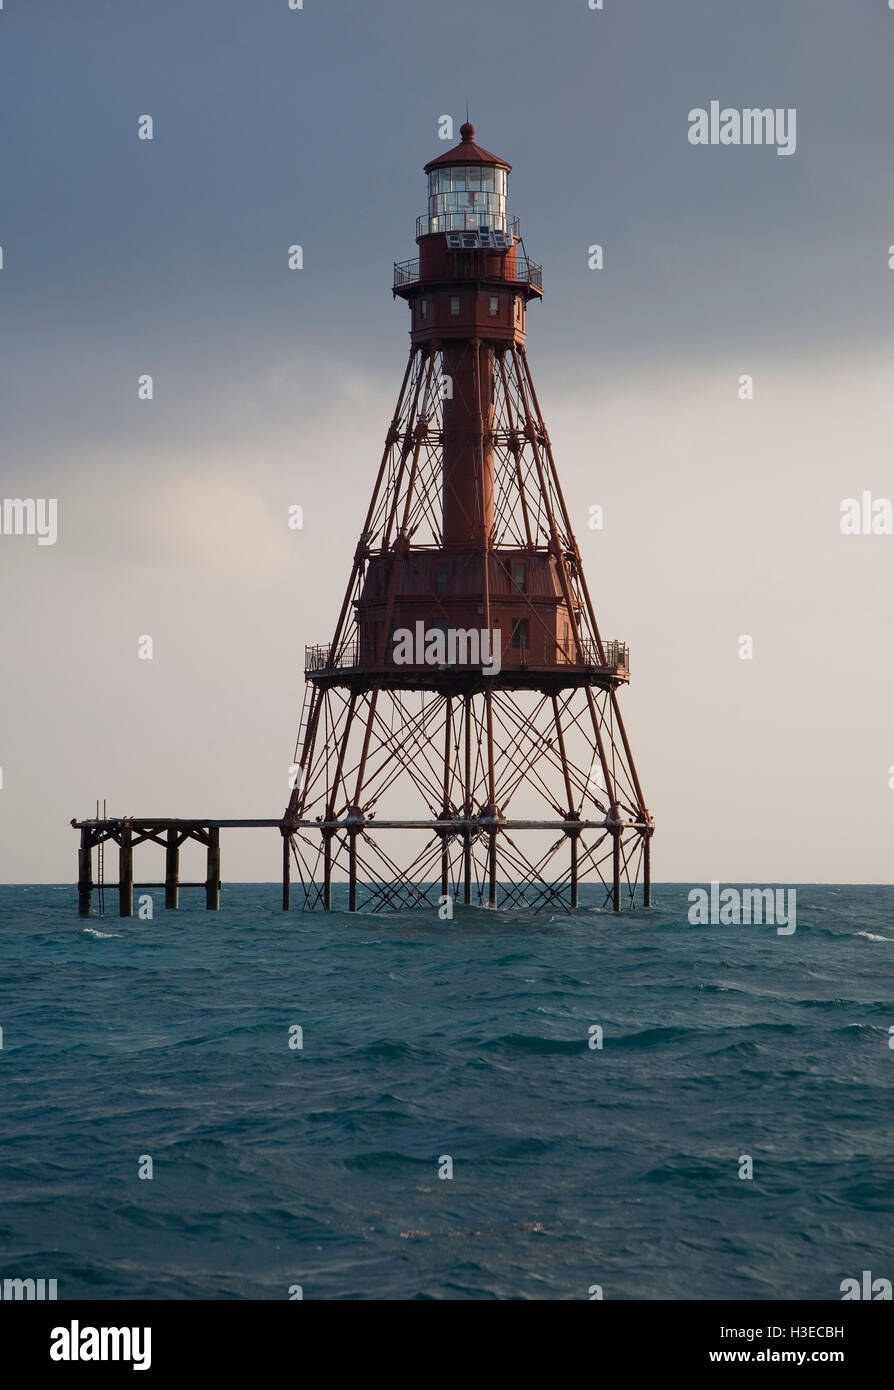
[{"x1": 0, "y1": 883, "x2": 891, "y2": 1301}]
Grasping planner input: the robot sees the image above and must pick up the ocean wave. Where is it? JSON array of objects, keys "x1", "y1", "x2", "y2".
[
  {"x1": 359, "y1": 1039, "x2": 433, "y2": 1061},
  {"x1": 480, "y1": 1033, "x2": 588, "y2": 1055}
]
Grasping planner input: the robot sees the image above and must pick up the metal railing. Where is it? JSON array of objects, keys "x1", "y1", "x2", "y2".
[
  {"x1": 305, "y1": 642, "x2": 358, "y2": 673},
  {"x1": 513, "y1": 638, "x2": 628, "y2": 670},
  {"x1": 393, "y1": 260, "x2": 420, "y2": 288},
  {"x1": 581, "y1": 639, "x2": 629, "y2": 670},
  {"x1": 305, "y1": 638, "x2": 628, "y2": 673},
  {"x1": 604, "y1": 640, "x2": 629, "y2": 669},
  {"x1": 393, "y1": 256, "x2": 543, "y2": 291},
  {"x1": 416, "y1": 214, "x2": 521, "y2": 238},
  {"x1": 512, "y1": 257, "x2": 542, "y2": 289}
]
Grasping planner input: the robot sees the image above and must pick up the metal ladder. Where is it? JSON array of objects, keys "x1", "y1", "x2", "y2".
[
  {"x1": 95, "y1": 798, "x2": 106, "y2": 915},
  {"x1": 293, "y1": 684, "x2": 316, "y2": 776}
]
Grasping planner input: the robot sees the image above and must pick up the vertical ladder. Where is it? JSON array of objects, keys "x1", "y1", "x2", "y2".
[
  {"x1": 287, "y1": 684, "x2": 318, "y2": 822},
  {"x1": 293, "y1": 683, "x2": 317, "y2": 776},
  {"x1": 96, "y1": 798, "x2": 106, "y2": 916}
]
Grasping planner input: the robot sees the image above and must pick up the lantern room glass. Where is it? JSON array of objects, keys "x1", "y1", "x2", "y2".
[{"x1": 426, "y1": 165, "x2": 509, "y2": 233}]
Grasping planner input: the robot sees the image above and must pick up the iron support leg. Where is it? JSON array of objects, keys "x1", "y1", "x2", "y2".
[
  {"x1": 282, "y1": 833, "x2": 291, "y2": 912},
  {"x1": 488, "y1": 831, "x2": 497, "y2": 909},
  {"x1": 205, "y1": 827, "x2": 220, "y2": 910},
  {"x1": 612, "y1": 831, "x2": 621, "y2": 913},
  {"x1": 78, "y1": 829, "x2": 92, "y2": 918},
  {"x1": 643, "y1": 829, "x2": 651, "y2": 908},
  {"x1": 570, "y1": 835, "x2": 579, "y2": 911},
  {"x1": 118, "y1": 830, "x2": 133, "y2": 918},
  {"x1": 348, "y1": 833, "x2": 357, "y2": 912},
  {"x1": 165, "y1": 829, "x2": 180, "y2": 910},
  {"x1": 323, "y1": 834, "x2": 332, "y2": 911}
]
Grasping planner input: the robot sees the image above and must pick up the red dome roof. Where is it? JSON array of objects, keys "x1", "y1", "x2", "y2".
[{"x1": 424, "y1": 123, "x2": 511, "y2": 173}]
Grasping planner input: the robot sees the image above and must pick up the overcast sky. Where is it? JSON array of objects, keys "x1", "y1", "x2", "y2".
[{"x1": 1, "y1": 0, "x2": 893, "y2": 885}]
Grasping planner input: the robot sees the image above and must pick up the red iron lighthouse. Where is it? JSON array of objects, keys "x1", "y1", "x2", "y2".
[{"x1": 283, "y1": 124, "x2": 654, "y2": 912}]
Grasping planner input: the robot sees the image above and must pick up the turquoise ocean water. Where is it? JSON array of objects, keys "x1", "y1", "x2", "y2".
[{"x1": 0, "y1": 883, "x2": 891, "y2": 1300}]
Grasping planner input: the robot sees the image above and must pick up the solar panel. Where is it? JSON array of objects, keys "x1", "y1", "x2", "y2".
[{"x1": 444, "y1": 229, "x2": 513, "y2": 250}]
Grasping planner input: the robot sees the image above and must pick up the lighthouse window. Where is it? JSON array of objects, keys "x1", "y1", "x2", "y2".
[
  {"x1": 420, "y1": 299, "x2": 428, "y2": 319},
  {"x1": 436, "y1": 561, "x2": 449, "y2": 593},
  {"x1": 489, "y1": 296, "x2": 500, "y2": 316},
  {"x1": 511, "y1": 619, "x2": 529, "y2": 651},
  {"x1": 512, "y1": 561, "x2": 526, "y2": 592},
  {"x1": 426, "y1": 165, "x2": 509, "y2": 235},
  {"x1": 450, "y1": 295, "x2": 461, "y2": 316}
]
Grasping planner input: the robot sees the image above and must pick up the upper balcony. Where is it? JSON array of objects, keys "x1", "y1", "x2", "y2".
[{"x1": 394, "y1": 253, "x2": 543, "y2": 293}]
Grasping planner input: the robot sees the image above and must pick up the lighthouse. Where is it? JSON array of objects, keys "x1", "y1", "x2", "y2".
[{"x1": 284, "y1": 124, "x2": 654, "y2": 913}]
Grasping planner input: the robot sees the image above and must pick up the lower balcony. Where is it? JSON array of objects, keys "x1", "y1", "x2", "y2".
[{"x1": 304, "y1": 637, "x2": 629, "y2": 688}]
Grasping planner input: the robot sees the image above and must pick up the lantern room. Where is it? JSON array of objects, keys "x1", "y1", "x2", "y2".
[{"x1": 419, "y1": 123, "x2": 513, "y2": 238}]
